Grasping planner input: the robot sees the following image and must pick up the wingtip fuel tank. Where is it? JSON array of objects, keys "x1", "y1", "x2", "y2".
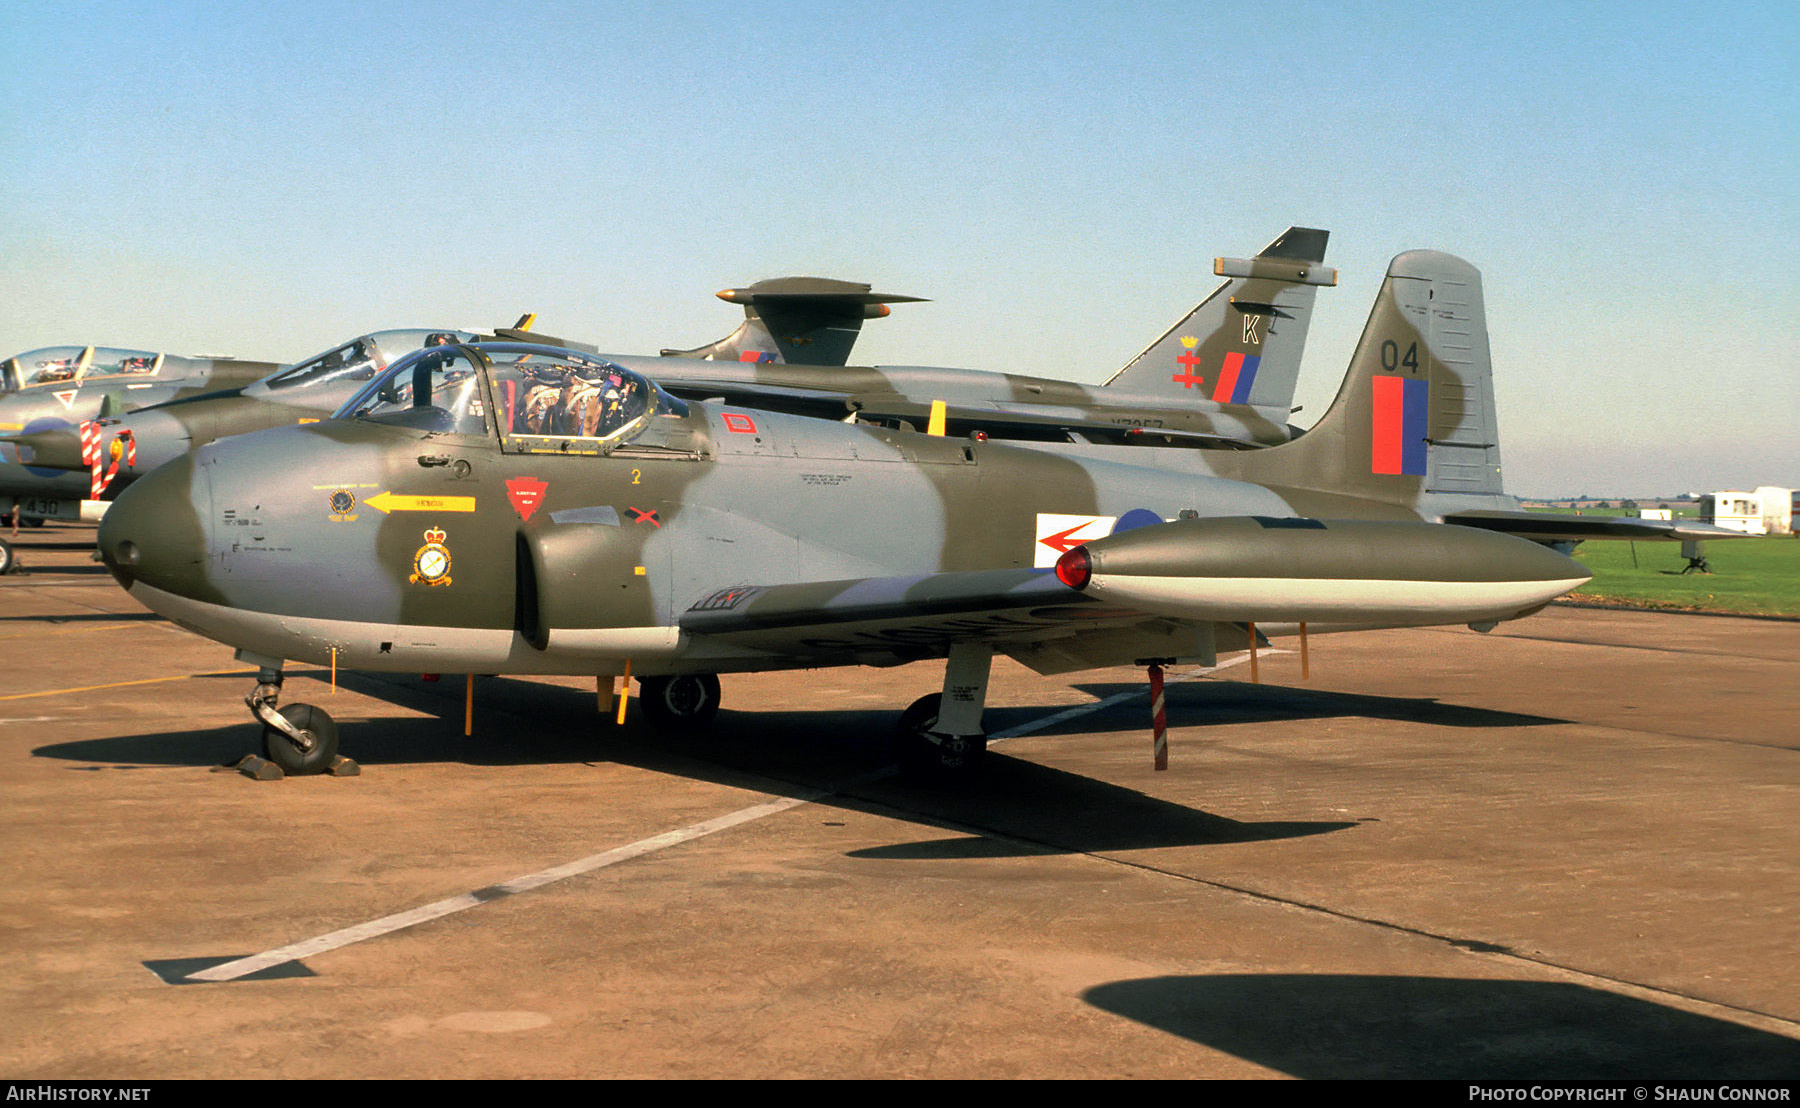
[{"x1": 1056, "y1": 517, "x2": 1591, "y2": 627}]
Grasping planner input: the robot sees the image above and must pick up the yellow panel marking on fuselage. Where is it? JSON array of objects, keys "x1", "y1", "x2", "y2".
[{"x1": 363, "y1": 491, "x2": 477, "y2": 514}]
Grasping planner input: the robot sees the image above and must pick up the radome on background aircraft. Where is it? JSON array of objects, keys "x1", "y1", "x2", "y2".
[
  {"x1": 95, "y1": 244, "x2": 1729, "y2": 778},
  {"x1": 4, "y1": 227, "x2": 1338, "y2": 535}
]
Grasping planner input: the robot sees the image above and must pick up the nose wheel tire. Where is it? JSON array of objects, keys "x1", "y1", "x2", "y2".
[
  {"x1": 896, "y1": 693, "x2": 987, "y2": 776},
  {"x1": 0, "y1": 537, "x2": 14, "y2": 576},
  {"x1": 261, "y1": 703, "x2": 340, "y2": 776},
  {"x1": 637, "y1": 674, "x2": 721, "y2": 732}
]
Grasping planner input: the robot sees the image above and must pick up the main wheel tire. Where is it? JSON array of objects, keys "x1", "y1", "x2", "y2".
[
  {"x1": 261, "y1": 703, "x2": 339, "y2": 776},
  {"x1": 896, "y1": 693, "x2": 987, "y2": 776},
  {"x1": 638, "y1": 673, "x2": 721, "y2": 732},
  {"x1": 0, "y1": 537, "x2": 13, "y2": 576}
]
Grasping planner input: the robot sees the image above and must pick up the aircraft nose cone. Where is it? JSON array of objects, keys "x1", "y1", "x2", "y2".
[{"x1": 97, "y1": 454, "x2": 210, "y2": 596}]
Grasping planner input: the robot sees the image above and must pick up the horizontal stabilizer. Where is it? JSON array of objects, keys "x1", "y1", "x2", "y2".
[
  {"x1": 1214, "y1": 256, "x2": 1337, "y2": 285},
  {"x1": 663, "y1": 276, "x2": 924, "y2": 366},
  {"x1": 715, "y1": 276, "x2": 926, "y2": 313}
]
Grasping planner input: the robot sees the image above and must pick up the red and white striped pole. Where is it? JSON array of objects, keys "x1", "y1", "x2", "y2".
[
  {"x1": 1149, "y1": 663, "x2": 1168, "y2": 771},
  {"x1": 80, "y1": 422, "x2": 103, "y2": 499}
]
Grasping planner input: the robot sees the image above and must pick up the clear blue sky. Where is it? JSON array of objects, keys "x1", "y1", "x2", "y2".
[{"x1": 3, "y1": 0, "x2": 1794, "y2": 496}]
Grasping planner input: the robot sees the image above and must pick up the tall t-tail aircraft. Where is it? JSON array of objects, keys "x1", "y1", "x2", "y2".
[
  {"x1": 93, "y1": 246, "x2": 1728, "y2": 778},
  {"x1": 7, "y1": 228, "x2": 1335, "y2": 527},
  {"x1": 646, "y1": 226, "x2": 1334, "y2": 446}
]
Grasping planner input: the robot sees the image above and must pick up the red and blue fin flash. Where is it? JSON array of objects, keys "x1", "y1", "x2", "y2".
[
  {"x1": 1371, "y1": 375, "x2": 1429, "y2": 476},
  {"x1": 1210, "y1": 353, "x2": 1261, "y2": 404}
]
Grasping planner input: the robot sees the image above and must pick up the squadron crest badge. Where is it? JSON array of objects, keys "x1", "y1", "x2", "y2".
[{"x1": 410, "y1": 527, "x2": 453, "y2": 586}]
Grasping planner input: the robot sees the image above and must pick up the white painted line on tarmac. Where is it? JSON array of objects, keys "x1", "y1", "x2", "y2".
[
  {"x1": 182, "y1": 654, "x2": 1280, "y2": 983},
  {"x1": 184, "y1": 790, "x2": 826, "y2": 982}
]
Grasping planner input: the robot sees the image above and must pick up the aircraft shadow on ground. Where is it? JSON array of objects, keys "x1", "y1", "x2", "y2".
[
  {"x1": 1082, "y1": 974, "x2": 1800, "y2": 1079},
  {"x1": 1040, "y1": 679, "x2": 1569, "y2": 735},
  {"x1": 6, "y1": 562, "x2": 115, "y2": 577},
  {"x1": 0, "y1": 610, "x2": 162, "y2": 624},
  {"x1": 4, "y1": 539, "x2": 98, "y2": 553},
  {"x1": 31, "y1": 671, "x2": 1356, "y2": 856}
]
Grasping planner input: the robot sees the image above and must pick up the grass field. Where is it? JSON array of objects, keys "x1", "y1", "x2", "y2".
[{"x1": 1566, "y1": 532, "x2": 1800, "y2": 617}]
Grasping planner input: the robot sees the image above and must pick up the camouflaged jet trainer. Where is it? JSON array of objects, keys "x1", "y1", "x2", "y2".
[
  {"x1": 9, "y1": 228, "x2": 1336, "y2": 536},
  {"x1": 0, "y1": 345, "x2": 279, "y2": 524},
  {"x1": 97, "y1": 245, "x2": 1729, "y2": 779}
]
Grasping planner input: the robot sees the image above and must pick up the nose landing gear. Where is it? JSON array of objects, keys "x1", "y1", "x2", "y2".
[{"x1": 241, "y1": 663, "x2": 355, "y2": 777}]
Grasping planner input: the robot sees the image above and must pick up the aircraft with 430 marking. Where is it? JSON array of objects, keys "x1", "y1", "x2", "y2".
[
  {"x1": 0, "y1": 346, "x2": 279, "y2": 524},
  {"x1": 94, "y1": 247, "x2": 1731, "y2": 778}
]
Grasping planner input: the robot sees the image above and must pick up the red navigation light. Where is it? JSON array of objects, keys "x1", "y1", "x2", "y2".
[{"x1": 1054, "y1": 546, "x2": 1092, "y2": 590}]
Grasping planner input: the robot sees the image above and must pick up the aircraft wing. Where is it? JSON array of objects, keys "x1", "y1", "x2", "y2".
[
  {"x1": 678, "y1": 568, "x2": 1128, "y2": 657},
  {"x1": 1442, "y1": 510, "x2": 1748, "y2": 543},
  {"x1": 658, "y1": 377, "x2": 1263, "y2": 448},
  {"x1": 657, "y1": 378, "x2": 862, "y2": 417},
  {"x1": 679, "y1": 516, "x2": 1592, "y2": 669}
]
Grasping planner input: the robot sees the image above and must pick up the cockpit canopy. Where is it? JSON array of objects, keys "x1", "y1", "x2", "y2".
[
  {"x1": 244, "y1": 329, "x2": 478, "y2": 401},
  {"x1": 336, "y1": 344, "x2": 685, "y2": 451},
  {"x1": 1, "y1": 346, "x2": 166, "y2": 394}
]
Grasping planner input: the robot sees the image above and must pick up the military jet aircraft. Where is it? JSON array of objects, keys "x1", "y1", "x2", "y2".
[
  {"x1": 0, "y1": 345, "x2": 280, "y2": 516},
  {"x1": 9, "y1": 228, "x2": 1335, "y2": 529},
  {"x1": 99, "y1": 245, "x2": 1712, "y2": 779},
  {"x1": 648, "y1": 226, "x2": 1334, "y2": 447},
  {"x1": 0, "y1": 345, "x2": 283, "y2": 573}
]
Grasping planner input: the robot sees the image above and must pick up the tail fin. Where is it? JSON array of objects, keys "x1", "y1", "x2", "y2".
[
  {"x1": 661, "y1": 277, "x2": 925, "y2": 367},
  {"x1": 1228, "y1": 249, "x2": 1505, "y2": 505},
  {"x1": 1105, "y1": 227, "x2": 1335, "y2": 419}
]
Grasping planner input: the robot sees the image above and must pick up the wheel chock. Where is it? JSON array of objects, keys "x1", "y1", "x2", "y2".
[
  {"x1": 230, "y1": 754, "x2": 285, "y2": 781},
  {"x1": 327, "y1": 755, "x2": 361, "y2": 776}
]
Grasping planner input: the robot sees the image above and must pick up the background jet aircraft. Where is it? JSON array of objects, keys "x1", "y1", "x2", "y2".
[
  {"x1": 10, "y1": 228, "x2": 1336, "y2": 522},
  {"x1": 0, "y1": 332, "x2": 483, "y2": 542},
  {"x1": 97, "y1": 245, "x2": 1692, "y2": 780},
  {"x1": 0, "y1": 346, "x2": 279, "y2": 522},
  {"x1": 645, "y1": 226, "x2": 1336, "y2": 447}
]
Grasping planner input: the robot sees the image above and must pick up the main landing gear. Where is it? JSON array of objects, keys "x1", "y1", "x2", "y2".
[
  {"x1": 896, "y1": 642, "x2": 992, "y2": 777},
  {"x1": 243, "y1": 663, "x2": 352, "y2": 777},
  {"x1": 638, "y1": 673, "x2": 722, "y2": 731}
]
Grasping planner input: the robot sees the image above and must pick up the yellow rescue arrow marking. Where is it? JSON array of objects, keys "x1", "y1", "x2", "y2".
[{"x1": 362, "y1": 491, "x2": 477, "y2": 514}]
